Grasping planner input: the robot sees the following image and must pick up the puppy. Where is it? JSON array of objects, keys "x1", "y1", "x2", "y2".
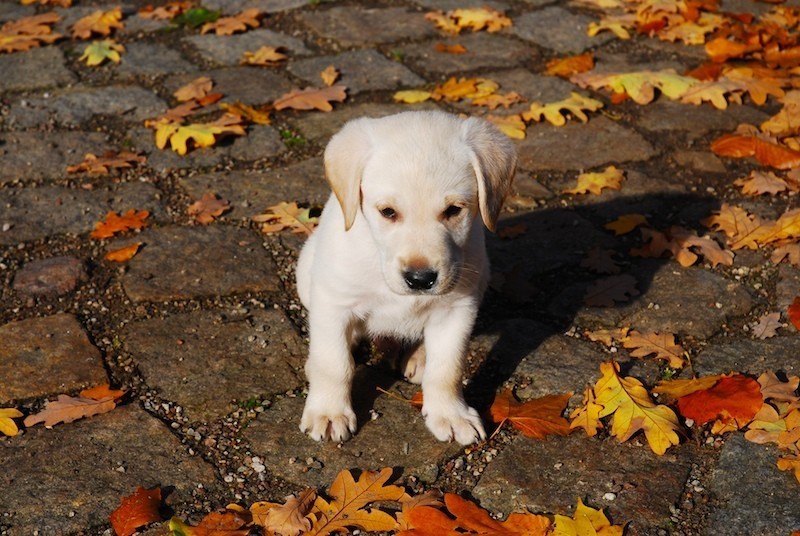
[{"x1": 296, "y1": 110, "x2": 517, "y2": 445}]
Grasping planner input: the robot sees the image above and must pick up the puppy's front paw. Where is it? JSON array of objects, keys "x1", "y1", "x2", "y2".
[
  {"x1": 423, "y1": 403, "x2": 486, "y2": 445},
  {"x1": 300, "y1": 401, "x2": 357, "y2": 442}
]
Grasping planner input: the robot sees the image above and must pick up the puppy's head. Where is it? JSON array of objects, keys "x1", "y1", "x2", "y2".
[{"x1": 324, "y1": 111, "x2": 517, "y2": 295}]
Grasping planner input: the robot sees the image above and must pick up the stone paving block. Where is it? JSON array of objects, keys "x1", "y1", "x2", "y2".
[
  {"x1": 8, "y1": 85, "x2": 167, "y2": 128},
  {"x1": 511, "y1": 7, "x2": 615, "y2": 54},
  {"x1": 179, "y1": 160, "x2": 329, "y2": 220},
  {"x1": 0, "y1": 314, "x2": 105, "y2": 402},
  {"x1": 12, "y1": 256, "x2": 87, "y2": 299},
  {"x1": 0, "y1": 2, "x2": 34, "y2": 23},
  {"x1": 706, "y1": 434, "x2": 800, "y2": 536},
  {"x1": 516, "y1": 117, "x2": 657, "y2": 171},
  {"x1": 0, "y1": 131, "x2": 110, "y2": 185},
  {"x1": 288, "y1": 50, "x2": 424, "y2": 96},
  {"x1": 203, "y1": 0, "x2": 307, "y2": 13},
  {"x1": 244, "y1": 372, "x2": 461, "y2": 488},
  {"x1": 297, "y1": 6, "x2": 436, "y2": 47},
  {"x1": 118, "y1": 13, "x2": 169, "y2": 35},
  {"x1": 473, "y1": 433, "x2": 696, "y2": 530},
  {"x1": 117, "y1": 42, "x2": 198, "y2": 77},
  {"x1": 186, "y1": 29, "x2": 311, "y2": 66},
  {"x1": 402, "y1": 32, "x2": 531, "y2": 75},
  {"x1": 694, "y1": 337, "x2": 800, "y2": 376},
  {"x1": 166, "y1": 68, "x2": 294, "y2": 105},
  {"x1": 411, "y1": 0, "x2": 510, "y2": 10},
  {"x1": 672, "y1": 150, "x2": 727, "y2": 173},
  {"x1": 0, "y1": 405, "x2": 218, "y2": 534},
  {"x1": 0, "y1": 47, "x2": 76, "y2": 92},
  {"x1": 120, "y1": 225, "x2": 278, "y2": 302},
  {"x1": 124, "y1": 309, "x2": 303, "y2": 422},
  {"x1": 0, "y1": 183, "x2": 165, "y2": 245},
  {"x1": 548, "y1": 263, "x2": 754, "y2": 339},
  {"x1": 288, "y1": 102, "x2": 441, "y2": 145},
  {"x1": 636, "y1": 100, "x2": 769, "y2": 137}
]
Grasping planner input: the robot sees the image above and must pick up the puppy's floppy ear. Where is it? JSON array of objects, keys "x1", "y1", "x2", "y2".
[
  {"x1": 324, "y1": 118, "x2": 373, "y2": 230},
  {"x1": 461, "y1": 116, "x2": 517, "y2": 232}
]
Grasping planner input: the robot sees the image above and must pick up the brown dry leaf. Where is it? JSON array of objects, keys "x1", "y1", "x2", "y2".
[
  {"x1": 67, "y1": 151, "x2": 146, "y2": 175},
  {"x1": 320, "y1": 65, "x2": 339, "y2": 87},
  {"x1": 201, "y1": 8, "x2": 261, "y2": 35},
  {"x1": 174, "y1": 76, "x2": 213, "y2": 102},
  {"x1": 0, "y1": 12, "x2": 62, "y2": 53},
  {"x1": 470, "y1": 91, "x2": 525, "y2": 110},
  {"x1": 105, "y1": 243, "x2": 141, "y2": 262},
  {"x1": 433, "y1": 43, "x2": 467, "y2": 54},
  {"x1": 563, "y1": 166, "x2": 624, "y2": 195},
  {"x1": 622, "y1": 331, "x2": 686, "y2": 369},
  {"x1": 90, "y1": 209, "x2": 150, "y2": 239},
  {"x1": 762, "y1": 90, "x2": 800, "y2": 136},
  {"x1": 583, "y1": 274, "x2": 640, "y2": 307},
  {"x1": 241, "y1": 46, "x2": 287, "y2": 66},
  {"x1": 605, "y1": 213, "x2": 648, "y2": 235},
  {"x1": 219, "y1": 101, "x2": 271, "y2": 125},
  {"x1": 772, "y1": 243, "x2": 800, "y2": 266},
  {"x1": 188, "y1": 192, "x2": 231, "y2": 224},
  {"x1": 631, "y1": 226, "x2": 734, "y2": 267},
  {"x1": 752, "y1": 312, "x2": 783, "y2": 339},
  {"x1": 545, "y1": 53, "x2": 595, "y2": 77},
  {"x1": 23, "y1": 394, "x2": 118, "y2": 427},
  {"x1": 71, "y1": 7, "x2": 124, "y2": 40},
  {"x1": 581, "y1": 247, "x2": 622, "y2": 274},
  {"x1": 489, "y1": 390, "x2": 573, "y2": 439},
  {"x1": 273, "y1": 85, "x2": 347, "y2": 112},
  {"x1": 309, "y1": 467, "x2": 405, "y2": 535},
  {"x1": 757, "y1": 371, "x2": 800, "y2": 404},
  {"x1": 139, "y1": 2, "x2": 192, "y2": 20},
  {"x1": 584, "y1": 327, "x2": 629, "y2": 346},
  {"x1": 253, "y1": 202, "x2": 319, "y2": 236},
  {"x1": 258, "y1": 488, "x2": 316, "y2": 536},
  {"x1": 734, "y1": 170, "x2": 790, "y2": 195}
]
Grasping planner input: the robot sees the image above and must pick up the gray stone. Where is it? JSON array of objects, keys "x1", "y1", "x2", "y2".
[
  {"x1": 402, "y1": 32, "x2": 530, "y2": 75},
  {"x1": 120, "y1": 225, "x2": 278, "y2": 302},
  {"x1": 8, "y1": 85, "x2": 167, "y2": 128},
  {"x1": 117, "y1": 42, "x2": 198, "y2": 77},
  {"x1": 244, "y1": 372, "x2": 462, "y2": 488},
  {"x1": 512, "y1": 7, "x2": 615, "y2": 53},
  {"x1": 0, "y1": 182, "x2": 165, "y2": 245},
  {"x1": 552, "y1": 170, "x2": 686, "y2": 205},
  {"x1": 179, "y1": 159, "x2": 329, "y2": 221},
  {"x1": 12, "y1": 256, "x2": 87, "y2": 298},
  {"x1": 118, "y1": 13, "x2": 169, "y2": 35},
  {"x1": 707, "y1": 434, "x2": 800, "y2": 536},
  {"x1": 186, "y1": 29, "x2": 311, "y2": 66},
  {"x1": 203, "y1": 0, "x2": 307, "y2": 13},
  {"x1": 636, "y1": 100, "x2": 768, "y2": 137},
  {"x1": 288, "y1": 50, "x2": 424, "y2": 96},
  {"x1": 0, "y1": 2, "x2": 34, "y2": 23},
  {"x1": 672, "y1": 150, "x2": 727, "y2": 173},
  {"x1": 0, "y1": 47, "x2": 76, "y2": 92},
  {"x1": 473, "y1": 433, "x2": 696, "y2": 528},
  {"x1": 411, "y1": 0, "x2": 509, "y2": 10},
  {"x1": 516, "y1": 117, "x2": 657, "y2": 171},
  {"x1": 298, "y1": 6, "x2": 436, "y2": 46},
  {"x1": 0, "y1": 405, "x2": 218, "y2": 534},
  {"x1": 124, "y1": 309, "x2": 304, "y2": 422},
  {"x1": 166, "y1": 68, "x2": 293, "y2": 105},
  {"x1": 695, "y1": 338, "x2": 800, "y2": 376},
  {"x1": 0, "y1": 131, "x2": 111, "y2": 185},
  {"x1": 0, "y1": 314, "x2": 105, "y2": 402},
  {"x1": 226, "y1": 124, "x2": 286, "y2": 161}
]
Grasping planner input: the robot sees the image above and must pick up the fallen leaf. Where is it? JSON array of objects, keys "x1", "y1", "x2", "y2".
[
  {"x1": 309, "y1": 467, "x2": 405, "y2": 535},
  {"x1": 552, "y1": 498, "x2": 623, "y2": 536},
  {"x1": 425, "y1": 11, "x2": 460, "y2": 34},
  {"x1": 587, "y1": 14, "x2": 635, "y2": 40},
  {"x1": 450, "y1": 7, "x2": 512, "y2": 33},
  {"x1": 790, "y1": 296, "x2": 800, "y2": 330},
  {"x1": 80, "y1": 39, "x2": 124, "y2": 66},
  {"x1": 433, "y1": 43, "x2": 467, "y2": 54},
  {"x1": 485, "y1": 114, "x2": 526, "y2": 139},
  {"x1": 253, "y1": 202, "x2": 319, "y2": 236},
  {"x1": 395, "y1": 491, "x2": 443, "y2": 530},
  {"x1": 653, "y1": 375, "x2": 725, "y2": 401},
  {"x1": 431, "y1": 77, "x2": 480, "y2": 101},
  {"x1": 571, "y1": 69, "x2": 698, "y2": 105},
  {"x1": 188, "y1": 192, "x2": 231, "y2": 224},
  {"x1": 545, "y1": 53, "x2": 595, "y2": 77},
  {"x1": 23, "y1": 394, "x2": 118, "y2": 427},
  {"x1": 471, "y1": 91, "x2": 526, "y2": 110},
  {"x1": 677, "y1": 374, "x2": 763, "y2": 430},
  {"x1": 604, "y1": 213, "x2": 648, "y2": 235},
  {"x1": 772, "y1": 243, "x2": 800, "y2": 266},
  {"x1": 777, "y1": 455, "x2": 800, "y2": 483},
  {"x1": 169, "y1": 509, "x2": 250, "y2": 536},
  {"x1": 584, "y1": 327, "x2": 629, "y2": 346},
  {"x1": 105, "y1": 243, "x2": 141, "y2": 262},
  {"x1": 563, "y1": 165, "x2": 624, "y2": 195},
  {"x1": 569, "y1": 386, "x2": 604, "y2": 437},
  {"x1": 711, "y1": 131, "x2": 800, "y2": 170},
  {"x1": 172, "y1": 8, "x2": 222, "y2": 29},
  {"x1": 320, "y1": 65, "x2": 339, "y2": 87},
  {"x1": 241, "y1": 46, "x2": 287, "y2": 66},
  {"x1": 393, "y1": 90, "x2": 433, "y2": 104},
  {"x1": 21, "y1": 0, "x2": 71, "y2": 5},
  {"x1": 109, "y1": 487, "x2": 163, "y2": 536},
  {"x1": 68, "y1": 151, "x2": 145, "y2": 175},
  {"x1": 139, "y1": 2, "x2": 192, "y2": 20},
  {"x1": 174, "y1": 76, "x2": 213, "y2": 102},
  {"x1": 80, "y1": 384, "x2": 126, "y2": 401},
  {"x1": 631, "y1": 226, "x2": 733, "y2": 267},
  {"x1": 757, "y1": 371, "x2": 800, "y2": 404},
  {"x1": 90, "y1": 209, "x2": 150, "y2": 239},
  {"x1": 761, "y1": 90, "x2": 800, "y2": 136},
  {"x1": 497, "y1": 222, "x2": 527, "y2": 239},
  {"x1": 523, "y1": 92, "x2": 604, "y2": 126},
  {"x1": 594, "y1": 361, "x2": 681, "y2": 455},
  {"x1": 218, "y1": 101, "x2": 271, "y2": 125},
  {"x1": 583, "y1": 274, "x2": 640, "y2": 307},
  {"x1": 71, "y1": 7, "x2": 123, "y2": 40},
  {"x1": 0, "y1": 12, "x2": 62, "y2": 53},
  {"x1": 259, "y1": 488, "x2": 316, "y2": 536},
  {"x1": 155, "y1": 113, "x2": 246, "y2": 155},
  {"x1": 489, "y1": 390, "x2": 573, "y2": 439},
  {"x1": 274, "y1": 85, "x2": 347, "y2": 112},
  {"x1": 752, "y1": 312, "x2": 783, "y2": 339},
  {"x1": 201, "y1": 8, "x2": 261, "y2": 35},
  {"x1": 622, "y1": 331, "x2": 686, "y2": 368},
  {"x1": 0, "y1": 408, "x2": 23, "y2": 437},
  {"x1": 734, "y1": 170, "x2": 790, "y2": 195},
  {"x1": 581, "y1": 247, "x2": 622, "y2": 274}
]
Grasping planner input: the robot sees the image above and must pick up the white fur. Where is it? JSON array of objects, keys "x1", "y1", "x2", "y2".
[{"x1": 296, "y1": 111, "x2": 516, "y2": 445}]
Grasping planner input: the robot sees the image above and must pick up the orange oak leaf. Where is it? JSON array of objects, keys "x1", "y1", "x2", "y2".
[
  {"x1": 0, "y1": 12, "x2": 63, "y2": 53},
  {"x1": 676, "y1": 374, "x2": 763, "y2": 429},
  {"x1": 254, "y1": 488, "x2": 316, "y2": 536},
  {"x1": 23, "y1": 394, "x2": 118, "y2": 427},
  {"x1": 711, "y1": 131, "x2": 800, "y2": 169},
  {"x1": 71, "y1": 7, "x2": 123, "y2": 40},
  {"x1": 174, "y1": 76, "x2": 213, "y2": 102},
  {"x1": 105, "y1": 243, "x2": 141, "y2": 262},
  {"x1": 604, "y1": 213, "x2": 648, "y2": 235},
  {"x1": 241, "y1": 46, "x2": 287, "y2": 66},
  {"x1": 734, "y1": 170, "x2": 789, "y2": 195},
  {"x1": 489, "y1": 390, "x2": 573, "y2": 439},
  {"x1": 320, "y1": 65, "x2": 339, "y2": 87},
  {"x1": 583, "y1": 274, "x2": 640, "y2": 307},
  {"x1": 169, "y1": 508, "x2": 250, "y2": 536},
  {"x1": 433, "y1": 43, "x2": 467, "y2": 54},
  {"x1": 109, "y1": 486, "x2": 163, "y2": 536},
  {"x1": 545, "y1": 53, "x2": 595, "y2": 77},
  {"x1": 67, "y1": 151, "x2": 146, "y2": 175},
  {"x1": 80, "y1": 384, "x2": 126, "y2": 401},
  {"x1": 90, "y1": 209, "x2": 150, "y2": 239},
  {"x1": 622, "y1": 331, "x2": 686, "y2": 368},
  {"x1": 273, "y1": 85, "x2": 347, "y2": 112},
  {"x1": 790, "y1": 296, "x2": 800, "y2": 330},
  {"x1": 188, "y1": 192, "x2": 231, "y2": 224},
  {"x1": 201, "y1": 9, "x2": 261, "y2": 35},
  {"x1": 139, "y1": 2, "x2": 192, "y2": 20}
]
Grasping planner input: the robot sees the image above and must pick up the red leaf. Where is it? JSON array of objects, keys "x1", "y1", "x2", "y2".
[
  {"x1": 489, "y1": 390, "x2": 572, "y2": 439},
  {"x1": 676, "y1": 374, "x2": 763, "y2": 428},
  {"x1": 109, "y1": 486, "x2": 163, "y2": 536},
  {"x1": 789, "y1": 296, "x2": 800, "y2": 330}
]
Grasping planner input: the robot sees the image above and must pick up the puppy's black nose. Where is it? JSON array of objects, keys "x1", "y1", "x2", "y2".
[{"x1": 403, "y1": 269, "x2": 438, "y2": 291}]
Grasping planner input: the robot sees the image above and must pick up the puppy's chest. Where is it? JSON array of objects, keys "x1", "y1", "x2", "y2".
[{"x1": 356, "y1": 295, "x2": 436, "y2": 339}]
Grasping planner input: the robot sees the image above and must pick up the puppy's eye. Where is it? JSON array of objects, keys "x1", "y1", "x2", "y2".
[
  {"x1": 443, "y1": 205, "x2": 463, "y2": 219},
  {"x1": 379, "y1": 207, "x2": 398, "y2": 221}
]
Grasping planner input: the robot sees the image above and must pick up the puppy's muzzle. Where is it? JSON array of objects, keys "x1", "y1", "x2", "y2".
[{"x1": 403, "y1": 268, "x2": 438, "y2": 291}]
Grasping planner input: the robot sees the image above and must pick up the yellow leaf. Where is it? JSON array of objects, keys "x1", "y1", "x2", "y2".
[
  {"x1": 587, "y1": 14, "x2": 635, "y2": 40},
  {"x1": 393, "y1": 90, "x2": 433, "y2": 104},
  {"x1": 761, "y1": 90, "x2": 800, "y2": 136},
  {"x1": 425, "y1": 10, "x2": 460, "y2": 34},
  {"x1": 71, "y1": 7, "x2": 123, "y2": 39},
  {"x1": 570, "y1": 387, "x2": 604, "y2": 437},
  {"x1": 0, "y1": 408, "x2": 23, "y2": 437},
  {"x1": 653, "y1": 375, "x2": 724, "y2": 400},
  {"x1": 522, "y1": 92, "x2": 603, "y2": 126},
  {"x1": 79, "y1": 39, "x2": 124, "y2": 66},
  {"x1": 552, "y1": 498, "x2": 624, "y2": 536},
  {"x1": 320, "y1": 65, "x2": 339, "y2": 87},
  {"x1": 572, "y1": 69, "x2": 698, "y2": 105},
  {"x1": 154, "y1": 114, "x2": 245, "y2": 155},
  {"x1": 241, "y1": 46, "x2": 287, "y2": 66},
  {"x1": 219, "y1": 101, "x2": 271, "y2": 125},
  {"x1": 253, "y1": 202, "x2": 319, "y2": 236},
  {"x1": 485, "y1": 114, "x2": 526, "y2": 139},
  {"x1": 593, "y1": 361, "x2": 681, "y2": 455},
  {"x1": 563, "y1": 166, "x2": 624, "y2": 195},
  {"x1": 450, "y1": 7, "x2": 512, "y2": 33},
  {"x1": 622, "y1": 331, "x2": 687, "y2": 369}
]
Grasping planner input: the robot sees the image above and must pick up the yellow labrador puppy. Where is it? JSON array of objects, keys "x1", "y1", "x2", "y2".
[{"x1": 296, "y1": 110, "x2": 517, "y2": 444}]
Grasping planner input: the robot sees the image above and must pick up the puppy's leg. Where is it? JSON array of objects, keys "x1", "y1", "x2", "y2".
[
  {"x1": 400, "y1": 342, "x2": 425, "y2": 385},
  {"x1": 300, "y1": 301, "x2": 357, "y2": 442},
  {"x1": 421, "y1": 306, "x2": 486, "y2": 445}
]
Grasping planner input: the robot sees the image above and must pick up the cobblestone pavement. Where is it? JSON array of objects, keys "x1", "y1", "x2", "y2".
[{"x1": 1, "y1": 0, "x2": 800, "y2": 535}]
